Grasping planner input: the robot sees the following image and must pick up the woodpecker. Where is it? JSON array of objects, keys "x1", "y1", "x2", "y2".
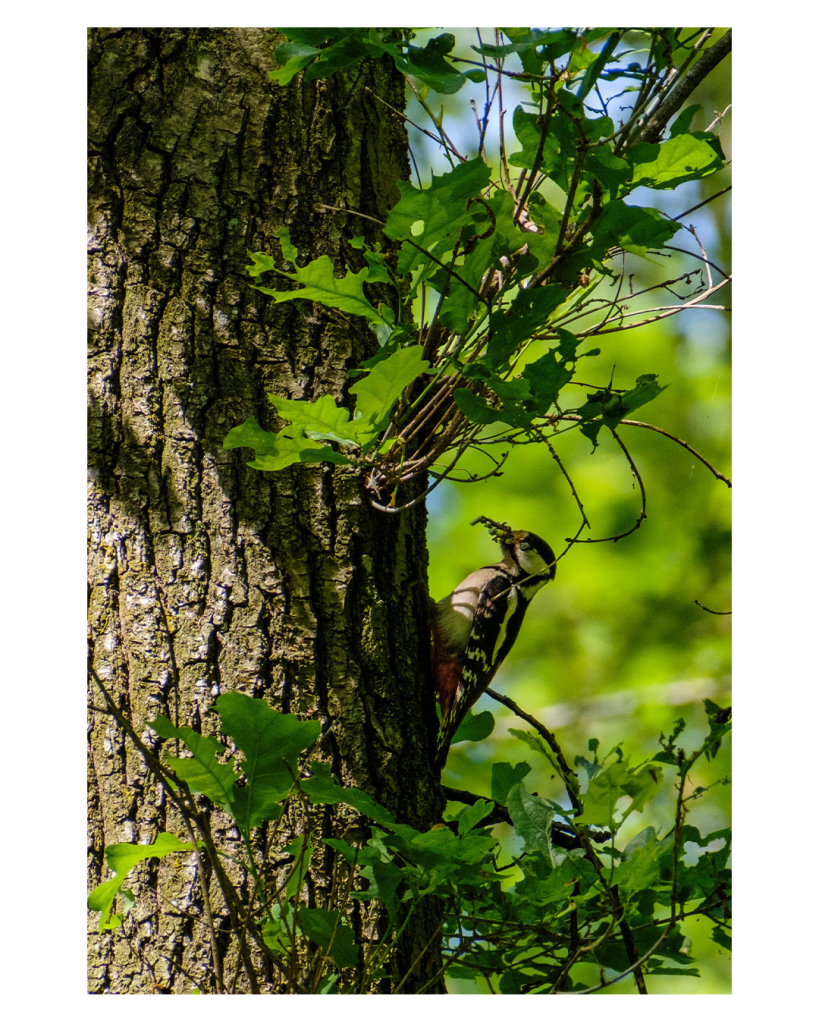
[{"x1": 431, "y1": 519, "x2": 557, "y2": 766}]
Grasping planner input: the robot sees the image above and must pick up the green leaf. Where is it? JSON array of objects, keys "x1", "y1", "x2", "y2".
[
  {"x1": 353, "y1": 849, "x2": 404, "y2": 920},
  {"x1": 349, "y1": 345, "x2": 429, "y2": 438},
  {"x1": 437, "y1": 191, "x2": 524, "y2": 332},
  {"x1": 301, "y1": 761, "x2": 396, "y2": 827},
  {"x1": 507, "y1": 784, "x2": 556, "y2": 863},
  {"x1": 360, "y1": 247, "x2": 395, "y2": 286},
  {"x1": 628, "y1": 134, "x2": 724, "y2": 190},
  {"x1": 384, "y1": 157, "x2": 491, "y2": 276},
  {"x1": 486, "y1": 285, "x2": 564, "y2": 370},
  {"x1": 574, "y1": 754, "x2": 603, "y2": 789},
  {"x1": 267, "y1": 393, "x2": 361, "y2": 447},
  {"x1": 514, "y1": 856, "x2": 585, "y2": 908},
  {"x1": 575, "y1": 32, "x2": 621, "y2": 101},
  {"x1": 385, "y1": 822, "x2": 496, "y2": 874},
  {"x1": 457, "y1": 798, "x2": 494, "y2": 835},
  {"x1": 526, "y1": 192, "x2": 563, "y2": 243},
  {"x1": 247, "y1": 230, "x2": 392, "y2": 324},
  {"x1": 269, "y1": 42, "x2": 320, "y2": 85},
  {"x1": 576, "y1": 760, "x2": 662, "y2": 826},
  {"x1": 148, "y1": 715, "x2": 239, "y2": 810},
  {"x1": 584, "y1": 148, "x2": 632, "y2": 192},
  {"x1": 478, "y1": 28, "x2": 579, "y2": 68},
  {"x1": 349, "y1": 330, "x2": 404, "y2": 373},
  {"x1": 226, "y1": 347, "x2": 428, "y2": 470},
  {"x1": 302, "y1": 33, "x2": 378, "y2": 83},
  {"x1": 277, "y1": 28, "x2": 348, "y2": 46},
  {"x1": 614, "y1": 827, "x2": 667, "y2": 893},
  {"x1": 297, "y1": 908, "x2": 359, "y2": 968},
  {"x1": 88, "y1": 833, "x2": 201, "y2": 933},
  {"x1": 591, "y1": 200, "x2": 678, "y2": 257},
  {"x1": 521, "y1": 335, "x2": 577, "y2": 412},
  {"x1": 600, "y1": 374, "x2": 669, "y2": 427},
  {"x1": 214, "y1": 693, "x2": 320, "y2": 829},
  {"x1": 711, "y1": 926, "x2": 732, "y2": 952},
  {"x1": 283, "y1": 835, "x2": 314, "y2": 899},
  {"x1": 509, "y1": 106, "x2": 561, "y2": 174},
  {"x1": 261, "y1": 903, "x2": 296, "y2": 957},
  {"x1": 315, "y1": 973, "x2": 340, "y2": 994},
  {"x1": 701, "y1": 699, "x2": 732, "y2": 760},
  {"x1": 451, "y1": 708, "x2": 495, "y2": 744},
  {"x1": 508, "y1": 727, "x2": 556, "y2": 763},
  {"x1": 223, "y1": 415, "x2": 350, "y2": 471},
  {"x1": 385, "y1": 33, "x2": 472, "y2": 94},
  {"x1": 491, "y1": 761, "x2": 532, "y2": 804},
  {"x1": 453, "y1": 388, "x2": 506, "y2": 425},
  {"x1": 271, "y1": 30, "x2": 386, "y2": 85},
  {"x1": 457, "y1": 366, "x2": 538, "y2": 428}
]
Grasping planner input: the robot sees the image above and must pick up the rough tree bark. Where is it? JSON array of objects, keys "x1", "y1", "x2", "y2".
[{"x1": 88, "y1": 27, "x2": 444, "y2": 994}]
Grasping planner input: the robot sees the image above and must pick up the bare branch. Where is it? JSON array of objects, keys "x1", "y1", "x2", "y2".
[
  {"x1": 569, "y1": 426, "x2": 647, "y2": 544},
  {"x1": 695, "y1": 599, "x2": 732, "y2": 615},
  {"x1": 556, "y1": 413, "x2": 731, "y2": 488},
  {"x1": 677, "y1": 184, "x2": 732, "y2": 221},
  {"x1": 484, "y1": 687, "x2": 581, "y2": 811},
  {"x1": 638, "y1": 30, "x2": 732, "y2": 144}
]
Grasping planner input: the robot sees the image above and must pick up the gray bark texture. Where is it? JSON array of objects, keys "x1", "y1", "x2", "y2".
[{"x1": 88, "y1": 27, "x2": 445, "y2": 994}]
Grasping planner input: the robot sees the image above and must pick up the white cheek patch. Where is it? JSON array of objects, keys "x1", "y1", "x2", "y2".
[{"x1": 517, "y1": 550, "x2": 544, "y2": 575}]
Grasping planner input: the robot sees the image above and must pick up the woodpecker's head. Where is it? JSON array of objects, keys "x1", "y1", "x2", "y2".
[{"x1": 501, "y1": 530, "x2": 557, "y2": 582}]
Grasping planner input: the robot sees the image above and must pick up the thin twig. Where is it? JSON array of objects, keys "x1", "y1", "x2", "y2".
[
  {"x1": 364, "y1": 85, "x2": 450, "y2": 150},
  {"x1": 662, "y1": 243, "x2": 728, "y2": 284},
  {"x1": 706, "y1": 104, "x2": 732, "y2": 132},
  {"x1": 90, "y1": 668, "x2": 227, "y2": 992},
  {"x1": 572, "y1": 276, "x2": 731, "y2": 336},
  {"x1": 539, "y1": 429, "x2": 591, "y2": 542},
  {"x1": 676, "y1": 185, "x2": 732, "y2": 221},
  {"x1": 556, "y1": 413, "x2": 731, "y2": 488},
  {"x1": 484, "y1": 687, "x2": 581, "y2": 812},
  {"x1": 694, "y1": 599, "x2": 732, "y2": 615},
  {"x1": 404, "y1": 76, "x2": 465, "y2": 164},
  {"x1": 569, "y1": 427, "x2": 647, "y2": 544}
]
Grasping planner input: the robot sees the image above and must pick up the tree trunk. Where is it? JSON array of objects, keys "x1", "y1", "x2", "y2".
[{"x1": 88, "y1": 27, "x2": 444, "y2": 994}]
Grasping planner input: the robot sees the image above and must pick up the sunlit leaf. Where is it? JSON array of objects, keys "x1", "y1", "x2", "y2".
[
  {"x1": 247, "y1": 230, "x2": 392, "y2": 324},
  {"x1": 215, "y1": 693, "x2": 320, "y2": 830},
  {"x1": 628, "y1": 133, "x2": 724, "y2": 190},
  {"x1": 88, "y1": 834, "x2": 202, "y2": 934},
  {"x1": 223, "y1": 415, "x2": 351, "y2": 471}
]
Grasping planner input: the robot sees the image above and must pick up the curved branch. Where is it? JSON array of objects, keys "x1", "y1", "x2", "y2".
[
  {"x1": 484, "y1": 687, "x2": 581, "y2": 812},
  {"x1": 557, "y1": 414, "x2": 732, "y2": 488},
  {"x1": 569, "y1": 427, "x2": 647, "y2": 544},
  {"x1": 694, "y1": 599, "x2": 732, "y2": 615},
  {"x1": 662, "y1": 243, "x2": 728, "y2": 285}
]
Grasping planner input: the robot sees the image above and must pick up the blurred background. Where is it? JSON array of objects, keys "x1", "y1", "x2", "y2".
[{"x1": 407, "y1": 29, "x2": 731, "y2": 993}]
